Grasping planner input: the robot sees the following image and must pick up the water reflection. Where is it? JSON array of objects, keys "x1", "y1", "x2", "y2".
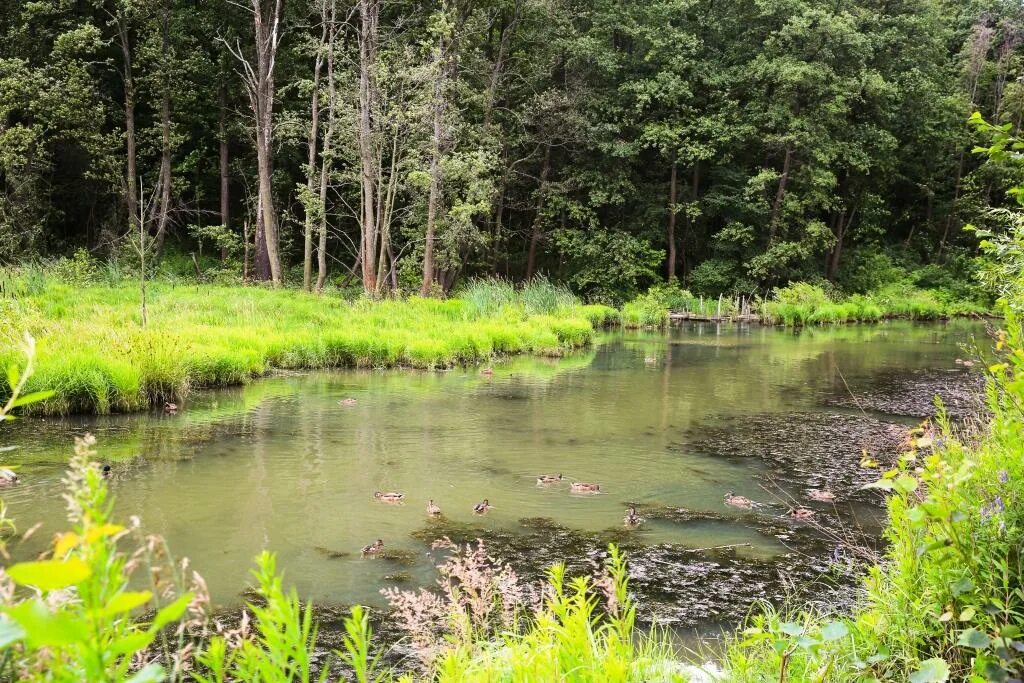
[{"x1": 1, "y1": 320, "x2": 984, "y2": 616}]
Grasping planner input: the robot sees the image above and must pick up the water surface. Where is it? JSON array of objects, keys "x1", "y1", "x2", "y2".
[{"x1": 1, "y1": 320, "x2": 985, "y2": 619}]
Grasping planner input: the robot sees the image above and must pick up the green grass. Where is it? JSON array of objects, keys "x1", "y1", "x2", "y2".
[
  {"x1": 761, "y1": 283, "x2": 990, "y2": 327},
  {"x1": 0, "y1": 279, "x2": 605, "y2": 416}
]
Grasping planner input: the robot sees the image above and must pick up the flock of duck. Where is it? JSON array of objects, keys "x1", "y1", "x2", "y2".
[{"x1": 359, "y1": 476, "x2": 836, "y2": 556}]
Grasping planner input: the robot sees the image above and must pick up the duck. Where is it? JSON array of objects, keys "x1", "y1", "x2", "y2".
[
  {"x1": 361, "y1": 539, "x2": 384, "y2": 556},
  {"x1": 426, "y1": 499, "x2": 442, "y2": 516},
  {"x1": 473, "y1": 499, "x2": 493, "y2": 514},
  {"x1": 724, "y1": 492, "x2": 754, "y2": 509},
  {"x1": 644, "y1": 356, "x2": 657, "y2": 364},
  {"x1": 570, "y1": 482, "x2": 601, "y2": 493},
  {"x1": 374, "y1": 491, "x2": 405, "y2": 504},
  {"x1": 789, "y1": 507, "x2": 815, "y2": 521},
  {"x1": 537, "y1": 473, "x2": 563, "y2": 485},
  {"x1": 481, "y1": 367, "x2": 494, "y2": 376},
  {"x1": 338, "y1": 398, "x2": 358, "y2": 406},
  {"x1": 623, "y1": 506, "x2": 642, "y2": 527},
  {"x1": 163, "y1": 402, "x2": 178, "y2": 414},
  {"x1": 102, "y1": 464, "x2": 112, "y2": 479},
  {"x1": 0, "y1": 469, "x2": 19, "y2": 486},
  {"x1": 807, "y1": 489, "x2": 835, "y2": 502}
]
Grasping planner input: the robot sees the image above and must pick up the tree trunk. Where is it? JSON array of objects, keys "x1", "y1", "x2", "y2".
[
  {"x1": 154, "y1": 3, "x2": 172, "y2": 255},
  {"x1": 420, "y1": 107, "x2": 443, "y2": 296},
  {"x1": 254, "y1": 200, "x2": 271, "y2": 280},
  {"x1": 316, "y1": 1, "x2": 338, "y2": 293},
  {"x1": 358, "y1": 0, "x2": 380, "y2": 293},
  {"x1": 420, "y1": 30, "x2": 448, "y2": 297},
  {"x1": 768, "y1": 145, "x2": 792, "y2": 243},
  {"x1": 118, "y1": 17, "x2": 138, "y2": 238},
  {"x1": 302, "y1": 18, "x2": 326, "y2": 292},
  {"x1": 219, "y1": 81, "x2": 230, "y2": 262},
  {"x1": 230, "y1": 0, "x2": 284, "y2": 285},
  {"x1": 666, "y1": 160, "x2": 677, "y2": 282},
  {"x1": 525, "y1": 143, "x2": 552, "y2": 281}
]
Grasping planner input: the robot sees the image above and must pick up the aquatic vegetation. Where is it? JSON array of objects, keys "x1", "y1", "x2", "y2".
[{"x1": 0, "y1": 281, "x2": 604, "y2": 416}]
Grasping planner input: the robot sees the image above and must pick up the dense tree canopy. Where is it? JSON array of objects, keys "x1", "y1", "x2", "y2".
[{"x1": 2, "y1": 0, "x2": 1023, "y2": 301}]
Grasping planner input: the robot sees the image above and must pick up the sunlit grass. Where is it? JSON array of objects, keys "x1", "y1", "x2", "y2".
[{"x1": 0, "y1": 280, "x2": 606, "y2": 415}]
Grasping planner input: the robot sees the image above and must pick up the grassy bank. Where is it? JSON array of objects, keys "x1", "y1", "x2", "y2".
[
  {"x1": 620, "y1": 282, "x2": 991, "y2": 328},
  {"x1": 0, "y1": 276, "x2": 615, "y2": 416}
]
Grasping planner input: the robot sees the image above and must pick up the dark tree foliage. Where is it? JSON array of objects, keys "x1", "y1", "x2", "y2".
[{"x1": 1, "y1": 0, "x2": 1022, "y2": 300}]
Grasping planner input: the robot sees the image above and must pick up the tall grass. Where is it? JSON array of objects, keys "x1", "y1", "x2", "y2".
[
  {"x1": 0, "y1": 278, "x2": 605, "y2": 416},
  {"x1": 762, "y1": 283, "x2": 988, "y2": 326}
]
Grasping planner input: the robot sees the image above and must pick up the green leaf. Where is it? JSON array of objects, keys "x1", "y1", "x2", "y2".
[
  {"x1": 7, "y1": 558, "x2": 90, "y2": 591},
  {"x1": 109, "y1": 631, "x2": 156, "y2": 655},
  {"x1": 1000, "y1": 625, "x2": 1021, "y2": 638},
  {"x1": 951, "y1": 578, "x2": 974, "y2": 597},
  {"x1": 5, "y1": 365, "x2": 19, "y2": 392},
  {"x1": 820, "y1": 621, "x2": 849, "y2": 642},
  {"x1": 3, "y1": 600, "x2": 88, "y2": 646},
  {"x1": 778, "y1": 621, "x2": 803, "y2": 637},
  {"x1": 10, "y1": 390, "x2": 55, "y2": 408},
  {"x1": 958, "y1": 606, "x2": 976, "y2": 621},
  {"x1": 894, "y1": 475, "x2": 919, "y2": 494},
  {"x1": 97, "y1": 591, "x2": 153, "y2": 618},
  {"x1": 125, "y1": 663, "x2": 166, "y2": 683},
  {"x1": 957, "y1": 628, "x2": 991, "y2": 650},
  {"x1": 861, "y1": 479, "x2": 895, "y2": 491},
  {"x1": 909, "y1": 657, "x2": 950, "y2": 683},
  {"x1": 151, "y1": 593, "x2": 192, "y2": 631}
]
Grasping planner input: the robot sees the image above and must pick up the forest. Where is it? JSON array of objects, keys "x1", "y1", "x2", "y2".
[{"x1": 2, "y1": 0, "x2": 1024, "y2": 303}]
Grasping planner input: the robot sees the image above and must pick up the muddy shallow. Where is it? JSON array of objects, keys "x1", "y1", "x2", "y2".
[{"x1": 1, "y1": 320, "x2": 987, "y2": 660}]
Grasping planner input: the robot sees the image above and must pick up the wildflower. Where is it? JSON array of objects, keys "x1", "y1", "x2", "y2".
[{"x1": 999, "y1": 470, "x2": 1010, "y2": 483}]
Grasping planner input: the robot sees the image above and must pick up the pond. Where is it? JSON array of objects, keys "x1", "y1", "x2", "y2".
[{"x1": 0, "y1": 320, "x2": 987, "y2": 630}]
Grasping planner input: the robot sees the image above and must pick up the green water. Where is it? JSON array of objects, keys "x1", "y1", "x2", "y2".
[{"x1": 0, "y1": 320, "x2": 985, "y2": 613}]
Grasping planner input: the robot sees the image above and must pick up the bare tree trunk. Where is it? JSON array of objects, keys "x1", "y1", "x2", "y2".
[
  {"x1": 303, "y1": 10, "x2": 327, "y2": 292},
  {"x1": 315, "y1": 0, "x2": 338, "y2": 293},
  {"x1": 255, "y1": 201, "x2": 271, "y2": 280},
  {"x1": 154, "y1": 3, "x2": 172, "y2": 255},
  {"x1": 117, "y1": 15, "x2": 139, "y2": 238},
  {"x1": 666, "y1": 159, "x2": 677, "y2": 282},
  {"x1": 219, "y1": 81, "x2": 230, "y2": 262},
  {"x1": 525, "y1": 143, "x2": 552, "y2": 281},
  {"x1": 228, "y1": 0, "x2": 284, "y2": 285},
  {"x1": 358, "y1": 0, "x2": 380, "y2": 293}
]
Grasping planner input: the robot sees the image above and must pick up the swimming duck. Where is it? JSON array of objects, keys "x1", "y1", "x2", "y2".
[
  {"x1": 163, "y1": 402, "x2": 178, "y2": 414},
  {"x1": 624, "y1": 506, "x2": 642, "y2": 527},
  {"x1": 0, "y1": 469, "x2": 19, "y2": 486},
  {"x1": 481, "y1": 367, "x2": 494, "y2": 376},
  {"x1": 807, "y1": 489, "x2": 835, "y2": 502},
  {"x1": 537, "y1": 473, "x2": 563, "y2": 485},
  {"x1": 570, "y1": 482, "x2": 601, "y2": 493},
  {"x1": 789, "y1": 507, "x2": 815, "y2": 521},
  {"x1": 426, "y1": 499, "x2": 442, "y2": 516},
  {"x1": 338, "y1": 398, "x2": 358, "y2": 406},
  {"x1": 361, "y1": 539, "x2": 384, "y2": 556},
  {"x1": 724, "y1": 492, "x2": 754, "y2": 509},
  {"x1": 473, "y1": 499, "x2": 492, "y2": 514},
  {"x1": 374, "y1": 491, "x2": 405, "y2": 504},
  {"x1": 644, "y1": 356, "x2": 657, "y2": 364}
]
